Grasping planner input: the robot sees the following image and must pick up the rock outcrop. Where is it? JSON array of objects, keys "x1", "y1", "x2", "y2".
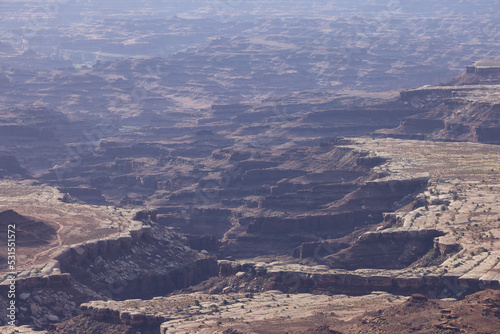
[
  {"x1": 216, "y1": 257, "x2": 497, "y2": 297},
  {"x1": 323, "y1": 229, "x2": 444, "y2": 270},
  {"x1": 377, "y1": 62, "x2": 500, "y2": 144},
  {"x1": 0, "y1": 219, "x2": 218, "y2": 329}
]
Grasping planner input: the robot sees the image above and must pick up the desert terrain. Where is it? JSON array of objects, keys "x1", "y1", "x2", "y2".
[{"x1": 0, "y1": 1, "x2": 500, "y2": 333}]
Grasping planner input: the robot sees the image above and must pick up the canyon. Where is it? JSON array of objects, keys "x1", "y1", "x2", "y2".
[
  {"x1": 0, "y1": 1, "x2": 500, "y2": 333},
  {"x1": 0, "y1": 60, "x2": 499, "y2": 333}
]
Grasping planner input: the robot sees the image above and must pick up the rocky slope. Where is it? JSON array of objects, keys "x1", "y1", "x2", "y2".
[
  {"x1": 376, "y1": 60, "x2": 500, "y2": 143},
  {"x1": 50, "y1": 289, "x2": 500, "y2": 333},
  {"x1": 0, "y1": 181, "x2": 217, "y2": 329}
]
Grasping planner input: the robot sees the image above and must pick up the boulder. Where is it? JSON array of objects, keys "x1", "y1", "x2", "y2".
[{"x1": 70, "y1": 244, "x2": 88, "y2": 263}]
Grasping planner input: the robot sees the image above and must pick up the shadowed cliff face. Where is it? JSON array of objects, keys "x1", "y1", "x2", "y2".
[
  {"x1": 0, "y1": 210, "x2": 57, "y2": 251},
  {"x1": 0, "y1": 156, "x2": 28, "y2": 178}
]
